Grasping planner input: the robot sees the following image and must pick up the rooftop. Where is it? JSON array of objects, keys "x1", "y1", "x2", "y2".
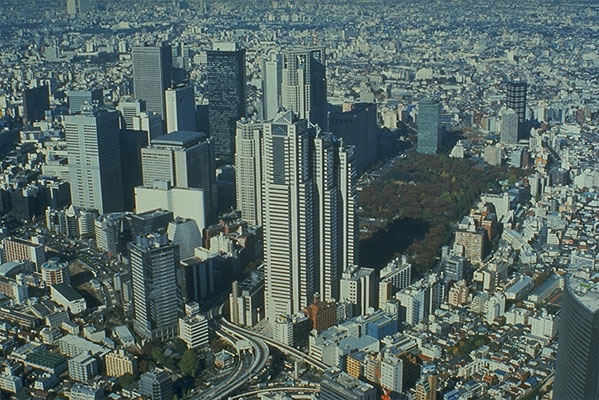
[{"x1": 151, "y1": 131, "x2": 206, "y2": 147}]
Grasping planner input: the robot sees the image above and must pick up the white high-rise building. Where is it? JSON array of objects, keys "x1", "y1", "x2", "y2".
[
  {"x1": 340, "y1": 266, "x2": 377, "y2": 315},
  {"x1": 117, "y1": 97, "x2": 146, "y2": 130},
  {"x1": 500, "y1": 108, "x2": 519, "y2": 144},
  {"x1": 263, "y1": 111, "x2": 316, "y2": 320},
  {"x1": 261, "y1": 111, "x2": 358, "y2": 320},
  {"x1": 178, "y1": 314, "x2": 209, "y2": 349},
  {"x1": 167, "y1": 218, "x2": 202, "y2": 259},
  {"x1": 165, "y1": 86, "x2": 197, "y2": 133},
  {"x1": 235, "y1": 118, "x2": 263, "y2": 226},
  {"x1": 65, "y1": 107, "x2": 124, "y2": 214},
  {"x1": 132, "y1": 111, "x2": 162, "y2": 142}
]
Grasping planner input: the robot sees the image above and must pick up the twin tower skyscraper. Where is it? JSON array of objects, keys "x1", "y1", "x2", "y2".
[{"x1": 236, "y1": 49, "x2": 357, "y2": 322}]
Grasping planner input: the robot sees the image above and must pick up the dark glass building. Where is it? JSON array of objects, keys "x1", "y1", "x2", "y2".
[
  {"x1": 22, "y1": 86, "x2": 50, "y2": 123},
  {"x1": 119, "y1": 129, "x2": 148, "y2": 211},
  {"x1": 506, "y1": 81, "x2": 527, "y2": 138},
  {"x1": 417, "y1": 98, "x2": 441, "y2": 155},
  {"x1": 554, "y1": 270, "x2": 599, "y2": 400},
  {"x1": 206, "y1": 44, "x2": 246, "y2": 162}
]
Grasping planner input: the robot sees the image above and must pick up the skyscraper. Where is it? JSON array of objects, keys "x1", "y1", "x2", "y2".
[
  {"x1": 130, "y1": 233, "x2": 180, "y2": 340},
  {"x1": 554, "y1": 268, "x2": 599, "y2": 400},
  {"x1": 500, "y1": 107, "x2": 519, "y2": 144},
  {"x1": 165, "y1": 86, "x2": 197, "y2": 133},
  {"x1": 506, "y1": 81, "x2": 527, "y2": 137},
  {"x1": 262, "y1": 54, "x2": 282, "y2": 121},
  {"x1": 261, "y1": 110, "x2": 358, "y2": 320},
  {"x1": 206, "y1": 43, "x2": 246, "y2": 161},
  {"x1": 281, "y1": 47, "x2": 328, "y2": 130},
  {"x1": 417, "y1": 98, "x2": 441, "y2": 155},
  {"x1": 235, "y1": 118, "x2": 263, "y2": 226},
  {"x1": 65, "y1": 107, "x2": 124, "y2": 214},
  {"x1": 132, "y1": 44, "x2": 173, "y2": 125},
  {"x1": 22, "y1": 85, "x2": 50, "y2": 123},
  {"x1": 119, "y1": 129, "x2": 148, "y2": 211},
  {"x1": 141, "y1": 131, "x2": 217, "y2": 219}
]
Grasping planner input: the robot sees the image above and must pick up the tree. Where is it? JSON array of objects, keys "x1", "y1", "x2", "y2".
[
  {"x1": 119, "y1": 373, "x2": 135, "y2": 388},
  {"x1": 180, "y1": 349, "x2": 200, "y2": 377}
]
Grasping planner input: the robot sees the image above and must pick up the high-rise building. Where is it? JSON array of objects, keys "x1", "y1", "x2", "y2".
[
  {"x1": 165, "y1": 86, "x2": 197, "y2": 133},
  {"x1": 229, "y1": 269, "x2": 265, "y2": 327},
  {"x1": 67, "y1": 89, "x2": 103, "y2": 114},
  {"x1": 119, "y1": 130, "x2": 148, "y2": 211},
  {"x1": 132, "y1": 44, "x2": 173, "y2": 125},
  {"x1": 500, "y1": 107, "x2": 519, "y2": 144},
  {"x1": 328, "y1": 102, "x2": 378, "y2": 173},
  {"x1": 132, "y1": 111, "x2": 163, "y2": 142},
  {"x1": 66, "y1": 0, "x2": 93, "y2": 16},
  {"x1": 94, "y1": 212, "x2": 131, "y2": 255},
  {"x1": 65, "y1": 107, "x2": 124, "y2": 214},
  {"x1": 262, "y1": 54, "x2": 282, "y2": 121},
  {"x1": 178, "y1": 314, "x2": 209, "y2": 349},
  {"x1": 235, "y1": 118, "x2": 263, "y2": 226},
  {"x1": 506, "y1": 81, "x2": 527, "y2": 137},
  {"x1": 105, "y1": 350, "x2": 138, "y2": 378},
  {"x1": 139, "y1": 369, "x2": 173, "y2": 400},
  {"x1": 554, "y1": 269, "x2": 599, "y2": 400},
  {"x1": 303, "y1": 297, "x2": 338, "y2": 333},
  {"x1": 129, "y1": 233, "x2": 180, "y2": 340},
  {"x1": 340, "y1": 266, "x2": 378, "y2": 315},
  {"x1": 22, "y1": 86, "x2": 50, "y2": 123},
  {"x1": 380, "y1": 351, "x2": 403, "y2": 394},
  {"x1": 167, "y1": 218, "x2": 202, "y2": 259},
  {"x1": 262, "y1": 111, "x2": 358, "y2": 320},
  {"x1": 179, "y1": 256, "x2": 215, "y2": 304},
  {"x1": 141, "y1": 131, "x2": 217, "y2": 219},
  {"x1": 417, "y1": 98, "x2": 441, "y2": 155},
  {"x1": 2, "y1": 237, "x2": 46, "y2": 266},
  {"x1": 68, "y1": 351, "x2": 98, "y2": 382},
  {"x1": 206, "y1": 43, "x2": 246, "y2": 161},
  {"x1": 117, "y1": 97, "x2": 146, "y2": 130},
  {"x1": 415, "y1": 374, "x2": 437, "y2": 400},
  {"x1": 281, "y1": 47, "x2": 327, "y2": 130},
  {"x1": 41, "y1": 258, "x2": 70, "y2": 286}
]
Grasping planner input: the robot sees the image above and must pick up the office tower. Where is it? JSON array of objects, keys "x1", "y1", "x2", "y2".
[
  {"x1": 127, "y1": 209, "x2": 173, "y2": 237},
  {"x1": 117, "y1": 97, "x2": 146, "y2": 130},
  {"x1": 129, "y1": 233, "x2": 180, "y2": 340},
  {"x1": 262, "y1": 111, "x2": 358, "y2": 320},
  {"x1": 303, "y1": 297, "x2": 338, "y2": 333},
  {"x1": 68, "y1": 352, "x2": 98, "y2": 382},
  {"x1": 135, "y1": 182, "x2": 207, "y2": 231},
  {"x1": 263, "y1": 112, "x2": 317, "y2": 320},
  {"x1": 328, "y1": 102, "x2": 378, "y2": 173},
  {"x1": 500, "y1": 107, "x2": 519, "y2": 144},
  {"x1": 380, "y1": 351, "x2": 403, "y2": 394},
  {"x1": 3, "y1": 237, "x2": 46, "y2": 266},
  {"x1": 229, "y1": 270, "x2": 265, "y2": 327},
  {"x1": 94, "y1": 213, "x2": 131, "y2": 255},
  {"x1": 506, "y1": 81, "x2": 527, "y2": 137},
  {"x1": 67, "y1": 89, "x2": 103, "y2": 114},
  {"x1": 340, "y1": 266, "x2": 378, "y2": 315},
  {"x1": 281, "y1": 47, "x2": 327, "y2": 130},
  {"x1": 554, "y1": 269, "x2": 599, "y2": 400},
  {"x1": 65, "y1": 107, "x2": 124, "y2": 214},
  {"x1": 235, "y1": 118, "x2": 263, "y2": 226},
  {"x1": 179, "y1": 256, "x2": 215, "y2": 303},
  {"x1": 417, "y1": 98, "x2": 441, "y2": 155},
  {"x1": 141, "y1": 131, "x2": 217, "y2": 219},
  {"x1": 320, "y1": 369, "x2": 377, "y2": 400},
  {"x1": 262, "y1": 54, "x2": 282, "y2": 121},
  {"x1": 206, "y1": 43, "x2": 246, "y2": 161},
  {"x1": 22, "y1": 86, "x2": 50, "y2": 123},
  {"x1": 165, "y1": 86, "x2": 197, "y2": 133},
  {"x1": 132, "y1": 44, "x2": 173, "y2": 124},
  {"x1": 139, "y1": 369, "x2": 173, "y2": 400},
  {"x1": 166, "y1": 218, "x2": 202, "y2": 259},
  {"x1": 119, "y1": 130, "x2": 148, "y2": 211},
  {"x1": 378, "y1": 256, "x2": 412, "y2": 306},
  {"x1": 133, "y1": 111, "x2": 163, "y2": 143}
]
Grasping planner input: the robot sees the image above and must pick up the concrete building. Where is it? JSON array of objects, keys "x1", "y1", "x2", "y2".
[
  {"x1": 65, "y1": 107, "x2": 124, "y2": 214},
  {"x1": 2, "y1": 237, "x2": 46, "y2": 267},
  {"x1": 50, "y1": 284, "x2": 86, "y2": 314},
  {"x1": 68, "y1": 383, "x2": 103, "y2": 400},
  {"x1": 320, "y1": 369, "x2": 376, "y2": 400},
  {"x1": 229, "y1": 269, "x2": 265, "y2": 327},
  {"x1": 178, "y1": 314, "x2": 209, "y2": 349},
  {"x1": 68, "y1": 351, "x2": 98, "y2": 382},
  {"x1": 179, "y1": 255, "x2": 215, "y2": 303},
  {"x1": 105, "y1": 350, "x2": 137, "y2": 377},
  {"x1": 167, "y1": 218, "x2": 202, "y2": 259},
  {"x1": 139, "y1": 369, "x2": 173, "y2": 400},
  {"x1": 130, "y1": 233, "x2": 180, "y2": 340},
  {"x1": 262, "y1": 54, "x2": 282, "y2": 121},
  {"x1": 378, "y1": 256, "x2": 412, "y2": 306},
  {"x1": 117, "y1": 97, "x2": 146, "y2": 130},
  {"x1": 380, "y1": 351, "x2": 403, "y2": 394},
  {"x1": 94, "y1": 212, "x2": 131, "y2": 256},
  {"x1": 133, "y1": 111, "x2": 163, "y2": 142},
  {"x1": 40, "y1": 258, "x2": 70, "y2": 286},
  {"x1": 165, "y1": 86, "x2": 197, "y2": 133},
  {"x1": 340, "y1": 266, "x2": 378, "y2": 315},
  {"x1": 67, "y1": 89, "x2": 103, "y2": 114},
  {"x1": 500, "y1": 108, "x2": 519, "y2": 144}
]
